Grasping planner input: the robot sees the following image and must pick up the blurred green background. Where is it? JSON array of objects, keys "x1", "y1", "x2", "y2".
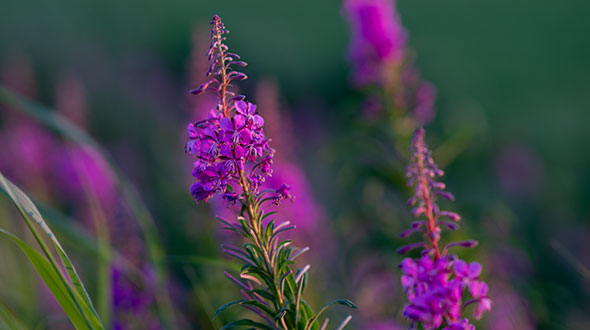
[{"x1": 1, "y1": 0, "x2": 589, "y2": 329}]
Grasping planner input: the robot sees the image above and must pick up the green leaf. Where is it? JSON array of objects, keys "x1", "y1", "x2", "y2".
[
  {"x1": 264, "y1": 220, "x2": 274, "y2": 243},
  {"x1": 0, "y1": 172, "x2": 103, "y2": 329},
  {"x1": 304, "y1": 300, "x2": 357, "y2": 330},
  {"x1": 300, "y1": 300, "x2": 318, "y2": 330},
  {"x1": 214, "y1": 300, "x2": 247, "y2": 319},
  {"x1": 251, "y1": 289, "x2": 276, "y2": 303},
  {"x1": 0, "y1": 302, "x2": 26, "y2": 330},
  {"x1": 0, "y1": 85, "x2": 178, "y2": 328},
  {"x1": 324, "y1": 299, "x2": 358, "y2": 309},
  {"x1": 273, "y1": 308, "x2": 289, "y2": 321},
  {"x1": 241, "y1": 301, "x2": 275, "y2": 319},
  {"x1": 240, "y1": 266, "x2": 274, "y2": 289},
  {"x1": 0, "y1": 171, "x2": 103, "y2": 329},
  {"x1": 31, "y1": 202, "x2": 144, "y2": 282},
  {"x1": 260, "y1": 211, "x2": 277, "y2": 223},
  {"x1": 0, "y1": 228, "x2": 91, "y2": 329},
  {"x1": 221, "y1": 318, "x2": 275, "y2": 330}
]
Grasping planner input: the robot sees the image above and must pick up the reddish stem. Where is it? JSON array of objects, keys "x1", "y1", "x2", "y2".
[{"x1": 417, "y1": 149, "x2": 441, "y2": 260}]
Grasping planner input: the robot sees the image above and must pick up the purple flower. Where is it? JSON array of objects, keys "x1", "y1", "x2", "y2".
[
  {"x1": 344, "y1": 0, "x2": 406, "y2": 85},
  {"x1": 454, "y1": 260, "x2": 482, "y2": 281},
  {"x1": 485, "y1": 282, "x2": 535, "y2": 330},
  {"x1": 413, "y1": 82, "x2": 437, "y2": 125},
  {"x1": 186, "y1": 100, "x2": 275, "y2": 202},
  {"x1": 235, "y1": 100, "x2": 264, "y2": 128},
  {"x1": 185, "y1": 17, "x2": 287, "y2": 205},
  {"x1": 343, "y1": 0, "x2": 437, "y2": 125},
  {"x1": 0, "y1": 55, "x2": 59, "y2": 193},
  {"x1": 0, "y1": 121, "x2": 58, "y2": 191},
  {"x1": 398, "y1": 128, "x2": 491, "y2": 329},
  {"x1": 184, "y1": 16, "x2": 356, "y2": 328},
  {"x1": 495, "y1": 144, "x2": 542, "y2": 198},
  {"x1": 272, "y1": 184, "x2": 294, "y2": 205},
  {"x1": 51, "y1": 74, "x2": 162, "y2": 329},
  {"x1": 468, "y1": 280, "x2": 492, "y2": 319},
  {"x1": 111, "y1": 264, "x2": 161, "y2": 330},
  {"x1": 443, "y1": 318, "x2": 475, "y2": 330}
]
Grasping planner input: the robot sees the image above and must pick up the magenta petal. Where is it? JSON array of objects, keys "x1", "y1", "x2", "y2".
[
  {"x1": 219, "y1": 117, "x2": 233, "y2": 131},
  {"x1": 468, "y1": 262, "x2": 482, "y2": 277},
  {"x1": 453, "y1": 260, "x2": 468, "y2": 277},
  {"x1": 235, "y1": 100, "x2": 247, "y2": 113},
  {"x1": 234, "y1": 114, "x2": 246, "y2": 127},
  {"x1": 400, "y1": 258, "x2": 418, "y2": 275},
  {"x1": 187, "y1": 123, "x2": 198, "y2": 138},
  {"x1": 247, "y1": 102, "x2": 256, "y2": 114},
  {"x1": 240, "y1": 129, "x2": 252, "y2": 144},
  {"x1": 253, "y1": 114, "x2": 264, "y2": 127}
]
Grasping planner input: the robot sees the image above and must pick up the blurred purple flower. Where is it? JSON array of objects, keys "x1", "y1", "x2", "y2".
[
  {"x1": 53, "y1": 74, "x2": 162, "y2": 329},
  {"x1": 444, "y1": 318, "x2": 475, "y2": 330},
  {"x1": 413, "y1": 82, "x2": 437, "y2": 125},
  {"x1": 485, "y1": 282, "x2": 535, "y2": 330},
  {"x1": 111, "y1": 264, "x2": 161, "y2": 330},
  {"x1": 55, "y1": 74, "x2": 88, "y2": 128},
  {"x1": 0, "y1": 54, "x2": 59, "y2": 199},
  {"x1": 0, "y1": 121, "x2": 58, "y2": 191},
  {"x1": 343, "y1": 0, "x2": 437, "y2": 125},
  {"x1": 351, "y1": 257, "x2": 401, "y2": 328},
  {"x1": 344, "y1": 0, "x2": 406, "y2": 85},
  {"x1": 495, "y1": 144, "x2": 542, "y2": 198},
  {"x1": 255, "y1": 79, "x2": 335, "y2": 257}
]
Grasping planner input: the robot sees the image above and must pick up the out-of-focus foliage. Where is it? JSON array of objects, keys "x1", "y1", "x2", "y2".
[{"x1": 0, "y1": 0, "x2": 589, "y2": 329}]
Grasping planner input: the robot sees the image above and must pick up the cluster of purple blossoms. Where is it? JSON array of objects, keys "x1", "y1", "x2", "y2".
[
  {"x1": 344, "y1": 0, "x2": 406, "y2": 85},
  {"x1": 0, "y1": 55, "x2": 58, "y2": 196},
  {"x1": 183, "y1": 16, "x2": 359, "y2": 329},
  {"x1": 0, "y1": 56, "x2": 162, "y2": 328},
  {"x1": 54, "y1": 75, "x2": 162, "y2": 330},
  {"x1": 186, "y1": 15, "x2": 289, "y2": 205},
  {"x1": 400, "y1": 256, "x2": 491, "y2": 330},
  {"x1": 254, "y1": 79, "x2": 330, "y2": 237},
  {"x1": 399, "y1": 128, "x2": 491, "y2": 329},
  {"x1": 343, "y1": 0, "x2": 437, "y2": 125},
  {"x1": 186, "y1": 100, "x2": 277, "y2": 202}
]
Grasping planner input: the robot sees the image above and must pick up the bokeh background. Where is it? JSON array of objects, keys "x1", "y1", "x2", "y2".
[{"x1": 1, "y1": 0, "x2": 589, "y2": 329}]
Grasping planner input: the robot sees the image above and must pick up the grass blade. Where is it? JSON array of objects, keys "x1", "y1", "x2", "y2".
[
  {"x1": 0, "y1": 171, "x2": 103, "y2": 329},
  {"x1": 0, "y1": 84, "x2": 177, "y2": 328},
  {"x1": 0, "y1": 228, "x2": 91, "y2": 329},
  {"x1": 0, "y1": 302, "x2": 26, "y2": 330}
]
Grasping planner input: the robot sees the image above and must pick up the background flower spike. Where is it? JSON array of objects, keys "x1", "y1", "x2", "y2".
[{"x1": 398, "y1": 127, "x2": 492, "y2": 329}]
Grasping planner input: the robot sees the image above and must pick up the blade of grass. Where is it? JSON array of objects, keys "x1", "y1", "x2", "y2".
[
  {"x1": 0, "y1": 301, "x2": 26, "y2": 330},
  {"x1": 0, "y1": 85, "x2": 177, "y2": 328},
  {"x1": 0, "y1": 228, "x2": 91, "y2": 329},
  {"x1": 69, "y1": 146, "x2": 113, "y2": 328},
  {"x1": 183, "y1": 266, "x2": 222, "y2": 330},
  {"x1": 0, "y1": 172, "x2": 103, "y2": 329},
  {"x1": 551, "y1": 239, "x2": 590, "y2": 281}
]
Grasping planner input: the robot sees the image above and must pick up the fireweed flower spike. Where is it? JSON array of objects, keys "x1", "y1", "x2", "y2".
[
  {"x1": 343, "y1": 0, "x2": 436, "y2": 126},
  {"x1": 186, "y1": 15, "x2": 356, "y2": 329},
  {"x1": 398, "y1": 128, "x2": 491, "y2": 330}
]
